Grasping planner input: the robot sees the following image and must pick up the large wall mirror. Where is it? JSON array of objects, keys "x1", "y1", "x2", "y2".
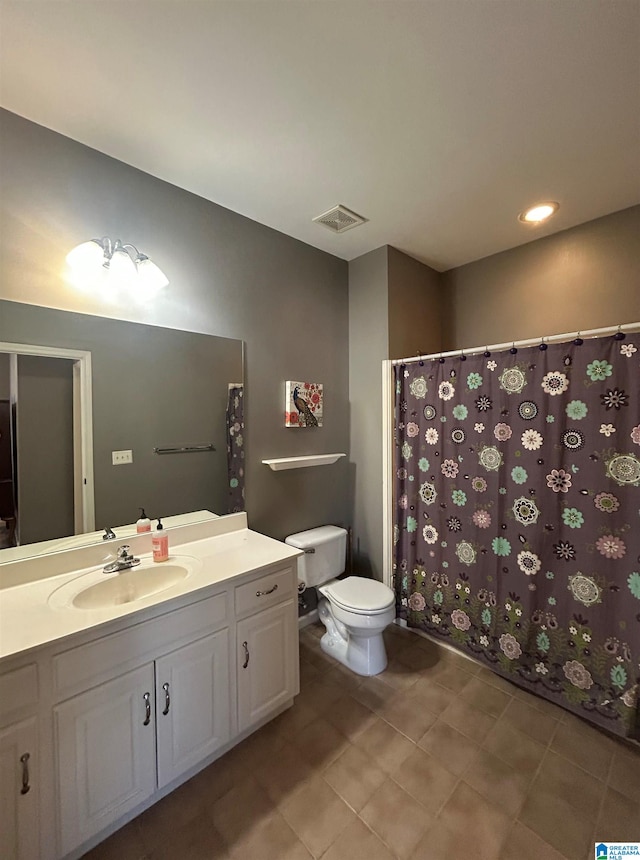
[{"x1": 0, "y1": 300, "x2": 244, "y2": 559}]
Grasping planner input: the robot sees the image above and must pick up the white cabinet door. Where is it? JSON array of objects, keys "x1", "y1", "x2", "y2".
[
  {"x1": 0, "y1": 717, "x2": 39, "y2": 860},
  {"x1": 237, "y1": 599, "x2": 297, "y2": 733},
  {"x1": 155, "y1": 629, "x2": 231, "y2": 788},
  {"x1": 54, "y1": 663, "x2": 156, "y2": 857}
]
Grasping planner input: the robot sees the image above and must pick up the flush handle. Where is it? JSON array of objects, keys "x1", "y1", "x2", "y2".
[
  {"x1": 143, "y1": 692, "x2": 151, "y2": 726},
  {"x1": 20, "y1": 753, "x2": 30, "y2": 795},
  {"x1": 162, "y1": 683, "x2": 171, "y2": 716},
  {"x1": 242, "y1": 641, "x2": 250, "y2": 669},
  {"x1": 256, "y1": 583, "x2": 278, "y2": 597}
]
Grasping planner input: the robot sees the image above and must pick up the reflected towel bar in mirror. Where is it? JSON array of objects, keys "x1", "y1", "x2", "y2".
[{"x1": 153, "y1": 444, "x2": 216, "y2": 455}]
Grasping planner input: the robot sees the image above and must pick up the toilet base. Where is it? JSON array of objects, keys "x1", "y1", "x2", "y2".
[
  {"x1": 318, "y1": 599, "x2": 389, "y2": 676},
  {"x1": 320, "y1": 630, "x2": 388, "y2": 676}
]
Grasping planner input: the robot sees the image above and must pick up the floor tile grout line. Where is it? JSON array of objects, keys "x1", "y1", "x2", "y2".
[
  {"x1": 545, "y1": 742, "x2": 612, "y2": 786},
  {"x1": 385, "y1": 746, "x2": 463, "y2": 825}
]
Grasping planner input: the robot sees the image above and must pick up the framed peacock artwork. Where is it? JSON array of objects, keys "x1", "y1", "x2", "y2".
[{"x1": 285, "y1": 381, "x2": 323, "y2": 427}]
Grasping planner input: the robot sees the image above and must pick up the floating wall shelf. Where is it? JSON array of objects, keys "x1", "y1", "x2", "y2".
[{"x1": 262, "y1": 453, "x2": 347, "y2": 471}]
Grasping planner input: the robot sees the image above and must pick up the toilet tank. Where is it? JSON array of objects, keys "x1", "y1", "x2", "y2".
[{"x1": 285, "y1": 525, "x2": 347, "y2": 588}]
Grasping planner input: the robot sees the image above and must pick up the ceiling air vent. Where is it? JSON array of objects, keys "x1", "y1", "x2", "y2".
[{"x1": 312, "y1": 205, "x2": 368, "y2": 234}]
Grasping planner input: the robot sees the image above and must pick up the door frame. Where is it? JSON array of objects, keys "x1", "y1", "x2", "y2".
[{"x1": 0, "y1": 341, "x2": 95, "y2": 535}]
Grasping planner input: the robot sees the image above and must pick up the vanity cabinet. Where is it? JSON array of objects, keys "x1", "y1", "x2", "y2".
[
  {"x1": 155, "y1": 629, "x2": 230, "y2": 787},
  {"x1": 237, "y1": 601, "x2": 297, "y2": 732},
  {"x1": 54, "y1": 665, "x2": 157, "y2": 855},
  {"x1": 0, "y1": 522, "x2": 300, "y2": 860},
  {"x1": 0, "y1": 717, "x2": 39, "y2": 860},
  {"x1": 54, "y1": 628, "x2": 231, "y2": 855},
  {"x1": 235, "y1": 565, "x2": 299, "y2": 733}
]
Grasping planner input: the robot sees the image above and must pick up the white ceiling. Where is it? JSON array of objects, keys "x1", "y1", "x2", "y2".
[{"x1": 1, "y1": 1, "x2": 639, "y2": 271}]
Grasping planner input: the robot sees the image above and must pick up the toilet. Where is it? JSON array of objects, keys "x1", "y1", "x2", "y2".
[{"x1": 285, "y1": 526, "x2": 396, "y2": 676}]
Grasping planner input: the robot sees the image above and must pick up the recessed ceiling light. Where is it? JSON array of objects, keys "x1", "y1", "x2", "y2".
[{"x1": 518, "y1": 201, "x2": 559, "y2": 224}]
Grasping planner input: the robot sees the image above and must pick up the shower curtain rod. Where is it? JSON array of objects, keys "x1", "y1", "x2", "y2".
[{"x1": 392, "y1": 321, "x2": 640, "y2": 366}]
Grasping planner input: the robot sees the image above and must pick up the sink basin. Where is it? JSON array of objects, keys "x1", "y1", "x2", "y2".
[
  {"x1": 72, "y1": 564, "x2": 189, "y2": 610},
  {"x1": 48, "y1": 556, "x2": 200, "y2": 611}
]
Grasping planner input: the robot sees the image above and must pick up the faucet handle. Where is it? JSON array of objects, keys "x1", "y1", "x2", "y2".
[
  {"x1": 117, "y1": 544, "x2": 132, "y2": 560},
  {"x1": 103, "y1": 527, "x2": 116, "y2": 540}
]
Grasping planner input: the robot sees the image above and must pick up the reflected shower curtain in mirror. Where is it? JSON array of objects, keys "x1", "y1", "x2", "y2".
[
  {"x1": 393, "y1": 333, "x2": 640, "y2": 738},
  {"x1": 226, "y1": 385, "x2": 245, "y2": 513}
]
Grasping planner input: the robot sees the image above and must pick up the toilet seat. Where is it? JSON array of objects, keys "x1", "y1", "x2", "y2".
[{"x1": 321, "y1": 576, "x2": 395, "y2": 616}]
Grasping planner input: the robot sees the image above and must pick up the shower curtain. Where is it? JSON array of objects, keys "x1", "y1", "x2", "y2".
[
  {"x1": 226, "y1": 384, "x2": 245, "y2": 513},
  {"x1": 393, "y1": 332, "x2": 640, "y2": 739}
]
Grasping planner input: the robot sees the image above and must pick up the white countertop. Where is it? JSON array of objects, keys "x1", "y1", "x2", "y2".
[{"x1": 0, "y1": 515, "x2": 301, "y2": 663}]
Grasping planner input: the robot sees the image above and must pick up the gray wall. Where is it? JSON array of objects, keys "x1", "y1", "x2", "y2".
[
  {"x1": 0, "y1": 109, "x2": 350, "y2": 540},
  {"x1": 16, "y1": 355, "x2": 74, "y2": 543},
  {"x1": 445, "y1": 205, "x2": 640, "y2": 348},
  {"x1": 387, "y1": 247, "x2": 446, "y2": 360},
  {"x1": 348, "y1": 246, "x2": 449, "y2": 579},
  {"x1": 348, "y1": 247, "x2": 389, "y2": 579}
]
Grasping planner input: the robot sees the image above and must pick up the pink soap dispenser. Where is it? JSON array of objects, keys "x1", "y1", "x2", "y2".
[
  {"x1": 136, "y1": 507, "x2": 151, "y2": 534},
  {"x1": 152, "y1": 517, "x2": 169, "y2": 562}
]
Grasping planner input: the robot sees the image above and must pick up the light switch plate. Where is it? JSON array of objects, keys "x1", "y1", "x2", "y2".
[{"x1": 112, "y1": 450, "x2": 133, "y2": 465}]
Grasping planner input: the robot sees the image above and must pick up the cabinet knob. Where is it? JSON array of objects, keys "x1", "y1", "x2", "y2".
[
  {"x1": 256, "y1": 583, "x2": 278, "y2": 597},
  {"x1": 162, "y1": 682, "x2": 171, "y2": 716},
  {"x1": 20, "y1": 752, "x2": 30, "y2": 795},
  {"x1": 143, "y1": 691, "x2": 151, "y2": 726},
  {"x1": 242, "y1": 641, "x2": 250, "y2": 669}
]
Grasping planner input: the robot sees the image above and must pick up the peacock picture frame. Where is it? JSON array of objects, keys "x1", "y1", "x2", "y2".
[{"x1": 285, "y1": 381, "x2": 323, "y2": 427}]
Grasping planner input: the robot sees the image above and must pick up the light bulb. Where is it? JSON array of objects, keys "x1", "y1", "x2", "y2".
[
  {"x1": 66, "y1": 239, "x2": 105, "y2": 272},
  {"x1": 108, "y1": 243, "x2": 137, "y2": 285},
  {"x1": 518, "y1": 202, "x2": 559, "y2": 224},
  {"x1": 136, "y1": 256, "x2": 169, "y2": 290},
  {"x1": 66, "y1": 237, "x2": 167, "y2": 300}
]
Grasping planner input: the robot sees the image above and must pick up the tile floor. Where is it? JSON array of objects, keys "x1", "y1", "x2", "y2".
[{"x1": 83, "y1": 622, "x2": 640, "y2": 860}]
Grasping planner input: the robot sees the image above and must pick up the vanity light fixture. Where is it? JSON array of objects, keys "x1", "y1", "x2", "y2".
[
  {"x1": 66, "y1": 238, "x2": 169, "y2": 294},
  {"x1": 518, "y1": 201, "x2": 559, "y2": 224}
]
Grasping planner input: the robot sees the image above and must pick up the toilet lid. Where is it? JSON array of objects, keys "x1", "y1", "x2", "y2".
[{"x1": 323, "y1": 576, "x2": 395, "y2": 614}]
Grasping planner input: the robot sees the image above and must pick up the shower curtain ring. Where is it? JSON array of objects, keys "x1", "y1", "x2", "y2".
[
  {"x1": 539, "y1": 336, "x2": 548, "y2": 351},
  {"x1": 438, "y1": 353, "x2": 445, "y2": 364},
  {"x1": 460, "y1": 349, "x2": 466, "y2": 362},
  {"x1": 509, "y1": 342, "x2": 518, "y2": 355},
  {"x1": 574, "y1": 331, "x2": 583, "y2": 346},
  {"x1": 614, "y1": 325, "x2": 626, "y2": 341},
  {"x1": 483, "y1": 347, "x2": 491, "y2": 357}
]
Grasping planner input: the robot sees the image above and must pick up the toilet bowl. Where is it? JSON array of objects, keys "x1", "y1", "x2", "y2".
[
  {"x1": 285, "y1": 526, "x2": 397, "y2": 677},
  {"x1": 317, "y1": 576, "x2": 395, "y2": 676}
]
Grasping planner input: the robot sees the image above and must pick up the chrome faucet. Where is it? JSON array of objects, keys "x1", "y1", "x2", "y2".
[
  {"x1": 102, "y1": 527, "x2": 116, "y2": 541},
  {"x1": 103, "y1": 545, "x2": 141, "y2": 574}
]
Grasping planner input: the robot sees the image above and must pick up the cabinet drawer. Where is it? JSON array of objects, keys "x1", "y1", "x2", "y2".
[
  {"x1": 0, "y1": 664, "x2": 38, "y2": 723},
  {"x1": 53, "y1": 591, "x2": 228, "y2": 701},
  {"x1": 235, "y1": 566, "x2": 295, "y2": 618}
]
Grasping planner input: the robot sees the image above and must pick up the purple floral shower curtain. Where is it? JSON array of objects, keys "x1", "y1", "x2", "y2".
[
  {"x1": 226, "y1": 385, "x2": 245, "y2": 513},
  {"x1": 393, "y1": 333, "x2": 640, "y2": 739}
]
